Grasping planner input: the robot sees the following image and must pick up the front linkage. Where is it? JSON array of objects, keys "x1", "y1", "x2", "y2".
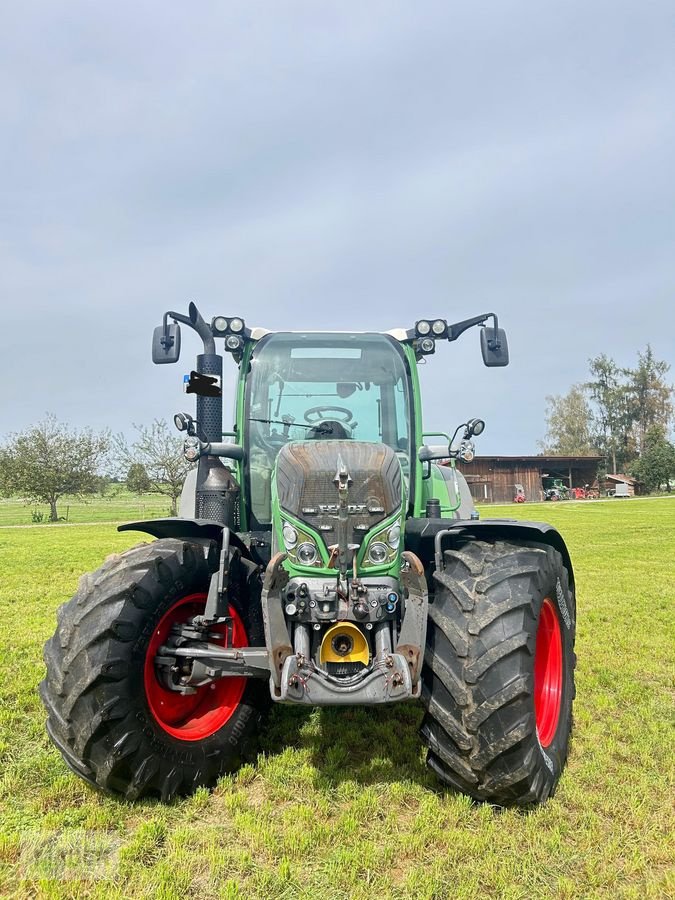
[{"x1": 262, "y1": 549, "x2": 427, "y2": 705}]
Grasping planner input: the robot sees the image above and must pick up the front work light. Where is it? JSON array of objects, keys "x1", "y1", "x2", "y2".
[{"x1": 211, "y1": 315, "x2": 246, "y2": 336}]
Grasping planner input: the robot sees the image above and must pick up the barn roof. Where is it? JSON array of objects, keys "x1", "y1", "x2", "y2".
[{"x1": 464, "y1": 455, "x2": 605, "y2": 464}]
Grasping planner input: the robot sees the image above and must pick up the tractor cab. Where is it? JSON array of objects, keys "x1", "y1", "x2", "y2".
[{"x1": 243, "y1": 332, "x2": 413, "y2": 528}]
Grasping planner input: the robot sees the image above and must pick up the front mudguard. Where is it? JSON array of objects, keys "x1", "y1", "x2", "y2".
[
  {"x1": 118, "y1": 517, "x2": 252, "y2": 561},
  {"x1": 404, "y1": 517, "x2": 575, "y2": 592}
]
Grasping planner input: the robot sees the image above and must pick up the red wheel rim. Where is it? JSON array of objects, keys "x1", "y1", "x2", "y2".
[
  {"x1": 143, "y1": 593, "x2": 248, "y2": 741},
  {"x1": 534, "y1": 597, "x2": 563, "y2": 747}
]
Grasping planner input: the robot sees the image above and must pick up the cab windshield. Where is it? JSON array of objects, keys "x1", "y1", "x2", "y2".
[{"x1": 245, "y1": 332, "x2": 412, "y2": 525}]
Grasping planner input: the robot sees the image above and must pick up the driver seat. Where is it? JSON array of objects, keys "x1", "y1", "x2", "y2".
[{"x1": 307, "y1": 420, "x2": 350, "y2": 440}]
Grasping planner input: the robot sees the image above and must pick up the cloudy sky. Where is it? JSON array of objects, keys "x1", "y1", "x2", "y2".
[{"x1": 1, "y1": 1, "x2": 673, "y2": 454}]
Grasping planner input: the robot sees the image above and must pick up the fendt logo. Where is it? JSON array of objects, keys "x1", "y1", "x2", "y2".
[
  {"x1": 318, "y1": 503, "x2": 367, "y2": 514},
  {"x1": 301, "y1": 501, "x2": 386, "y2": 516}
]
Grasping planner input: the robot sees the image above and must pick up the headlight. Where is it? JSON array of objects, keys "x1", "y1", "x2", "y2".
[
  {"x1": 387, "y1": 524, "x2": 401, "y2": 549},
  {"x1": 283, "y1": 522, "x2": 322, "y2": 567},
  {"x1": 296, "y1": 542, "x2": 318, "y2": 565},
  {"x1": 368, "y1": 541, "x2": 389, "y2": 565},
  {"x1": 225, "y1": 334, "x2": 242, "y2": 351},
  {"x1": 213, "y1": 316, "x2": 228, "y2": 333},
  {"x1": 282, "y1": 522, "x2": 298, "y2": 549},
  {"x1": 361, "y1": 515, "x2": 402, "y2": 569},
  {"x1": 416, "y1": 319, "x2": 431, "y2": 336},
  {"x1": 229, "y1": 317, "x2": 244, "y2": 333},
  {"x1": 432, "y1": 319, "x2": 447, "y2": 336}
]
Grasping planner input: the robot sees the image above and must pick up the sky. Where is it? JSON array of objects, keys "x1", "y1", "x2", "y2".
[{"x1": 1, "y1": 0, "x2": 674, "y2": 455}]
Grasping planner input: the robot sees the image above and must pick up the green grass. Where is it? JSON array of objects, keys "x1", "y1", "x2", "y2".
[
  {"x1": 0, "y1": 491, "x2": 169, "y2": 527},
  {"x1": 0, "y1": 498, "x2": 673, "y2": 898}
]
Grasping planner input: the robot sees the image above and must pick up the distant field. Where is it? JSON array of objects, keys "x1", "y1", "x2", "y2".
[
  {"x1": 0, "y1": 490, "x2": 169, "y2": 527},
  {"x1": 0, "y1": 497, "x2": 673, "y2": 898}
]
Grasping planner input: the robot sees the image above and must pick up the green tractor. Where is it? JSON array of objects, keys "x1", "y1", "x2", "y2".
[{"x1": 41, "y1": 305, "x2": 576, "y2": 806}]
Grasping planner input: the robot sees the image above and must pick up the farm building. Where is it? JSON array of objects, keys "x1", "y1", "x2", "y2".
[
  {"x1": 601, "y1": 473, "x2": 639, "y2": 497},
  {"x1": 453, "y1": 455, "x2": 606, "y2": 504}
]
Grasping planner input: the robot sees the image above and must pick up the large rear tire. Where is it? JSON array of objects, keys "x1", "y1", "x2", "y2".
[
  {"x1": 40, "y1": 538, "x2": 268, "y2": 801},
  {"x1": 420, "y1": 539, "x2": 576, "y2": 806}
]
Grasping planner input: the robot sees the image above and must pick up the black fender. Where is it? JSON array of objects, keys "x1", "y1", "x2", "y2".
[
  {"x1": 117, "y1": 517, "x2": 253, "y2": 561},
  {"x1": 404, "y1": 517, "x2": 575, "y2": 592}
]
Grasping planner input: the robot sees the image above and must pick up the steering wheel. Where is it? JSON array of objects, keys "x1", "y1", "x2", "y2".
[{"x1": 304, "y1": 405, "x2": 353, "y2": 424}]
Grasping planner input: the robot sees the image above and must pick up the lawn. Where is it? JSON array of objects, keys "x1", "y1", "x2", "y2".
[
  {"x1": 0, "y1": 498, "x2": 673, "y2": 898},
  {"x1": 0, "y1": 491, "x2": 169, "y2": 527}
]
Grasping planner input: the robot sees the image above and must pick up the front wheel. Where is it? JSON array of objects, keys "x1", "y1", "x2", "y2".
[
  {"x1": 40, "y1": 538, "x2": 268, "y2": 800},
  {"x1": 420, "y1": 539, "x2": 576, "y2": 806}
]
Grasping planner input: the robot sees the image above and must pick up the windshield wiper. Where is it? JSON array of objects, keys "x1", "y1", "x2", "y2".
[{"x1": 249, "y1": 417, "x2": 332, "y2": 435}]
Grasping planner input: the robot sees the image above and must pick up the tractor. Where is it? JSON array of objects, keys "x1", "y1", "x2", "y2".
[
  {"x1": 41, "y1": 305, "x2": 576, "y2": 806},
  {"x1": 543, "y1": 478, "x2": 569, "y2": 502}
]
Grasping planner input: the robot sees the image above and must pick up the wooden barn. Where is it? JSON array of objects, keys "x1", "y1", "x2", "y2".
[
  {"x1": 601, "y1": 473, "x2": 639, "y2": 497},
  {"x1": 453, "y1": 455, "x2": 605, "y2": 504}
]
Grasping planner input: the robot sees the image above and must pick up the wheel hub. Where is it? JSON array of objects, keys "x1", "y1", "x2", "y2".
[
  {"x1": 144, "y1": 593, "x2": 248, "y2": 741},
  {"x1": 534, "y1": 597, "x2": 563, "y2": 747}
]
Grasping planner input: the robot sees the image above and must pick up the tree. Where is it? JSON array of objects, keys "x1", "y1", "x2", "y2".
[
  {"x1": 625, "y1": 346, "x2": 674, "y2": 456},
  {"x1": 586, "y1": 354, "x2": 634, "y2": 473},
  {"x1": 0, "y1": 415, "x2": 110, "y2": 521},
  {"x1": 539, "y1": 385, "x2": 597, "y2": 456},
  {"x1": 115, "y1": 420, "x2": 191, "y2": 515},
  {"x1": 126, "y1": 463, "x2": 151, "y2": 495},
  {"x1": 631, "y1": 426, "x2": 675, "y2": 493}
]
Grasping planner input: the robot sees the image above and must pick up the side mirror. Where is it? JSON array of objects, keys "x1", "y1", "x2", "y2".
[
  {"x1": 480, "y1": 327, "x2": 509, "y2": 367},
  {"x1": 152, "y1": 323, "x2": 181, "y2": 364}
]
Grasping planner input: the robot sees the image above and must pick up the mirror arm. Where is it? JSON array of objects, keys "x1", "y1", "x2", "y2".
[
  {"x1": 164, "y1": 303, "x2": 216, "y2": 355},
  {"x1": 166, "y1": 310, "x2": 192, "y2": 329},
  {"x1": 160, "y1": 311, "x2": 182, "y2": 350},
  {"x1": 447, "y1": 312, "x2": 499, "y2": 343}
]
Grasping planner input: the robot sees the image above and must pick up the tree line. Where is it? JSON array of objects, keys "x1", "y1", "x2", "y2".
[
  {"x1": 2, "y1": 355, "x2": 674, "y2": 522},
  {"x1": 540, "y1": 345, "x2": 675, "y2": 491},
  {"x1": 0, "y1": 416, "x2": 191, "y2": 521}
]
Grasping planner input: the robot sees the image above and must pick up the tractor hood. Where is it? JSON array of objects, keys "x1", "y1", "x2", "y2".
[{"x1": 274, "y1": 441, "x2": 402, "y2": 549}]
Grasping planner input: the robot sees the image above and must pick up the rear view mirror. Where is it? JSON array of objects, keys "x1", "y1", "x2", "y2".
[
  {"x1": 152, "y1": 323, "x2": 181, "y2": 364},
  {"x1": 337, "y1": 382, "x2": 357, "y2": 398},
  {"x1": 480, "y1": 327, "x2": 509, "y2": 367}
]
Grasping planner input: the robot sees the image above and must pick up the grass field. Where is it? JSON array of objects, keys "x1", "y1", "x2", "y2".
[
  {"x1": 0, "y1": 498, "x2": 673, "y2": 898},
  {"x1": 0, "y1": 491, "x2": 169, "y2": 527}
]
